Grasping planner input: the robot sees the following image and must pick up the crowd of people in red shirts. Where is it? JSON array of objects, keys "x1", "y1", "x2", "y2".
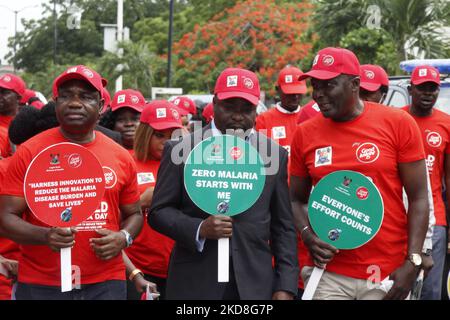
[{"x1": 0, "y1": 45, "x2": 448, "y2": 300}]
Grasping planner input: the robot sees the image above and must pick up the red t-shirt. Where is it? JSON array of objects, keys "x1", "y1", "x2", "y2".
[
  {"x1": 291, "y1": 102, "x2": 425, "y2": 280},
  {"x1": 125, "y1": 159, "x2": 174, "y2": 278},
  {"x1": 0, "y1": 127, "x2": 140, "y2": 286},
  {"x1": 255, "y1": 103, "x2": 301, "y2": 156},
  {"x1": 403, "y1": 106, "x2": 450, "y2": 226},
  {"x1": 0, "y1": 157, "x2": 19, "y2": 300},
  {"x1": 0, "y1": 116, "x2": 13, "y2": 158},
  {"x1": 297, "y1": 100, "x2": 320, "y2": 124}
]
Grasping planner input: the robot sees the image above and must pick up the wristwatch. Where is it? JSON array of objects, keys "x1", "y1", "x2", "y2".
[
  {"x1": 408, "y1": 253, "x2": 422, "y2": 267},
  {"x1": 422, "y1": 249, "x2": 432, "y2": 256},
  {"x1": 120, "y1": 229, "x2": 133, "y2": 248}
]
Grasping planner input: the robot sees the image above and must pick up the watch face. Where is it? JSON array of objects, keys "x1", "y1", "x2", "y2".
[{"x1": 412, "y1": 254, "x2": 422, "y2": 266}]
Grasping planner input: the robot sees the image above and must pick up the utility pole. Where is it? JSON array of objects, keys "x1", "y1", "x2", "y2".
[
  {"x1": 166, "y1": 0, "x2": 174, "y2": 88},
  {"x1": 53, "y1": 0, "x2": 57, "y2": 65},
  {"x1": 115, "y1": 0, "x2": 123, "y2": 92}
]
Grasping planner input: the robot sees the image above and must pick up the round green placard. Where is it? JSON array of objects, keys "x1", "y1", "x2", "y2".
[
  {"x1": 308, "y1": 170, "x2": 384, "y2": 249},
  {"x1": 184, "y1": 134, "x2": 266, "y2": 216}
]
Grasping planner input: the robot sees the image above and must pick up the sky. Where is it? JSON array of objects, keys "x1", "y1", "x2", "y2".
[{"x1": 0, "y1": 0, "x2": 47, "y2": 64}]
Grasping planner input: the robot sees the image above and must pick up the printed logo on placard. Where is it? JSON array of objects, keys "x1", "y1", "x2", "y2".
[
  {"x1": 328, "y1": 228, "x2": 341, "y2": 241},
  {"x1": 356, "y1": 143, "x2": 380, "y2": 163},
  {"x1": 419, "y1": 68, "x2": 427, "y2": 77},
  {"x1": 137, "y1": 172, "x2": 155, "y2": 185},
  {"x1": 285, "y1": 75, "x2": 293, "y2": 83},
  {"x1": 365, "y1": 70, "x2": 375, "y2": 79},
  {"x1": 50, "y1": 153, "x2": 60, "y2": 165},
  {"x1": 117, "y1": 94, "x2": 126, "y2": 104},
  {"x1": 217, "y1": 201, "x2": 230, "y2": 214},
  {"x1": 315, "y1": 146, "x2": 332, "y2": 167},
  {"x1": 342, "y1": 176, "x2": 352, "y2": 187},
  {"x1": 103, "y1": 166, "x2": 117, "y2": 189},
  {"x1": 229, "y1": 147, "x2": 243, "y2": 160},
  {"x1": 272, "y1": 126, "x2": 286, "y2": 140},
  {"x1": 227, "y1": 75, "x2": 238, "y2": 87},
  {"x1": 68, "y1": 153, "x2": 82, "y2": 168},
  {"x1": 211, "y1": 144, "x2": 221, "y2": 155},
  {"x1": 427, "y1": 132, "x2": 442, "y2": 147},
  {"x1": 243, "y1": 77, "x2": 254, "y2": 89},
  {"x1": 156, "y1": 108, "x2": 166, "y2": 118},
  {"x1": 356, "y1": 187, "x2": 369, "y2": 200},
  {"x1": 322, "y1": 55, "x2": 334, "y2": 66}
]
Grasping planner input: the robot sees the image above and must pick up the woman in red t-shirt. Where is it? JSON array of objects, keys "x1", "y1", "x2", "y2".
[
  {"x1": 125, "y1": 100, "x2": 183, "y2": 300},
  {"x1": 99, "y1": 89, "x2": 146, "y2": 152}
]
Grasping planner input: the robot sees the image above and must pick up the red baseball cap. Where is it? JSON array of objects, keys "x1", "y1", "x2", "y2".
[
  {"x1": 52, "y1": 65, "x2": 103, "y2": 98},
  {"x1": 299, "y1": 47, "x2": 360, "y2": 81},
  {"x1": 0, "y1": 73, "x2": 26, "y2": 97},
  {"x1": 111, "y1": 89, "x2": 146, "y2": 113},
  {"x1": 214, "y1": 68, "x2": 260, "y2": 105},
  {"x1": 172, "y1": 96, "x2": 197, "y2": 115},
  {"x1": 360, "y1": 64, "x2": 389, "y2": 92},
  {"x1": 411, "y1": 65, "x2": 440, "y2": 86},
  {"x1": 20, "y1": 88, "x2": 37, "y2": 104},
  {"x1": 202, "y1": 102, "x2": 214, "y2": 123},
  {"x1": 30, "y1": 100, "x2": 45, "y2": 110},
  {"x1": 277, "y1": 66, "x2": 307, "y2": 94},
  {"x1": 140, "y1": 100, "x2": 183, "y2": 130}
]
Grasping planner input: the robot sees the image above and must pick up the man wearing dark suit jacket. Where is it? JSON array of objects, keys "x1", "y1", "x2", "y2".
[{"x1": 148, "y1": 68, "x2": 298, "y2": 300}]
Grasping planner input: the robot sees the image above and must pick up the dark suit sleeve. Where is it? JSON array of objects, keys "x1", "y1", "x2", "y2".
[
  {"x1": 270, "y1": 149, "x2": 299, "y2": 295},
  {"x1": 148, "y1": 140, "x2": 204, "y2": 253}
]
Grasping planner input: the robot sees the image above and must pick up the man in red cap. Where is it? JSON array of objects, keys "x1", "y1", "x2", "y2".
[
  {"x1": 402, "y1": 65, "x2": 449, "y2": 300},
  {"x1": 290, "y1": 47, "x2": 429, "y2": 300},
  {"x1": 149, "y1": 67, "x2": 298, "y2": 300},
  {"x1": 359, "y1": 64, "x2": 390, "y2": 103},
  {"x1": 0, "y1": 65, "x2": 143, "y2": 300},
  {"x1": 201, "y1": 102, "x2": 214, "y2": 123},
  {"x1": 256, "y1": 66, "x2": 306, "y2": 156},
  {"x1": 0, "y1": 74, "x2": 26, "y2": 158}
]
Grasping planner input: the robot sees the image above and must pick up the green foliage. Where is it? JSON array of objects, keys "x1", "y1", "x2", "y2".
[{"x1": 308, "y1": 0, "x2": 450, "y2": 75}]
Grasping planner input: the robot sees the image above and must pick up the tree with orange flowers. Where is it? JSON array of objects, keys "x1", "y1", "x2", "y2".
[{"x1": 173, "y1": 0, "x2": 313, "y2": 97}]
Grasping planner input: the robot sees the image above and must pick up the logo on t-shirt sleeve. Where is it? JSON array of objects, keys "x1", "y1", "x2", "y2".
[
  {"x1": 137, "y1": 172, "x2": 155, "y2": 185},
  {"x1": 315, "y1": 146, "x2": 332, "y2": 167}
]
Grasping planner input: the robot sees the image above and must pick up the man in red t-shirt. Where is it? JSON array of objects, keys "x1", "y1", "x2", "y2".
[
  {"x1": 290, "y1": 47, "x2": 429, "y2": 300},
  {"x1": 0, "y1": 74, "x2": 26, "y2": 158},
  {"x1": 0, "y1": 65, "x2": 143, "y2": 300},
  {"x1": 403, "y1": 65, "x2": 449, "y2": 300},
  {"x1": 256, "y1": 66, "x2": 307, "y2": 156}
]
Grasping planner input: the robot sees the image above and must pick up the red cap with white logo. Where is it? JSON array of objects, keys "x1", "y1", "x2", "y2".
[
  {"x1": 359, "y1": 64, "x2": 389, "y2": 92},
  {"x1": 277, "y1": 66, "x2": 307, "y2": 94},
  {"x1": 411, "y1": 65, "x2": 440, "y2": 86},
  {"x1": 172, "y1": 96, "x2": 197, "y2": 115},
  {"x1": 214, "y1": 68, "x2": 260, "y2": 105},
  {"x1": 52, "y1": 65, "x2": 103, "y2": 98},
  {"x1": 0, "y1": 73, "x2": 26, "y2": 97},
  {"x1": 111, "y1": 89, "x2": 146, "y2": 113},
  {"x1": 299, "y1": 47, "x2": 360, "y2": 81},
  {"x1": 140, "y1": 100, "x2": 183, "y2": 130}
]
